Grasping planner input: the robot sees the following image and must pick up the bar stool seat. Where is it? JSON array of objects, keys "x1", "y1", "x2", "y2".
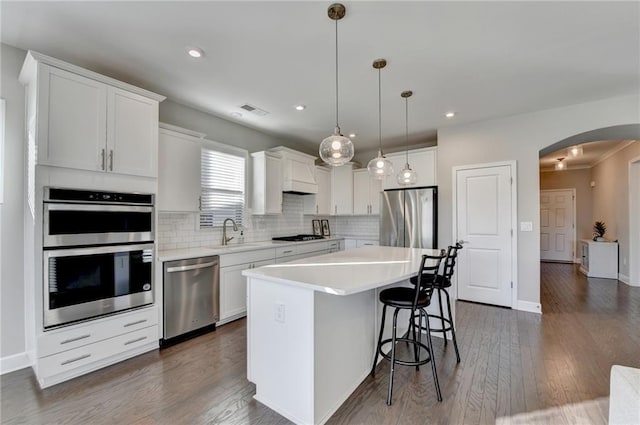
[
  {"x1": 371, "y1": 251, "x2": 446, "y2": 405},
  {"x1": 409, "y1": 243, "x2": 462, "y2": 363}
]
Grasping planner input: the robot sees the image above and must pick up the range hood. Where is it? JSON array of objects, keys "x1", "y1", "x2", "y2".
[{"x1": 269, "y1": 147, "x2": 318, "y2": 194}]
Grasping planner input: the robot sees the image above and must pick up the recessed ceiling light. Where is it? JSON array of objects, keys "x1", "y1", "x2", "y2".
[
  {"x1": 445, "y1": 111, "x2": 456, "y2": 118},
  {"x1": 187, "y1": 47, "x2": 204, "y2": 58},
  {"x1": 348, "y1": 133, "x2": 357, "y2": 138},
  {"x1": 230, "y1": 111, "x2": 243, "y2": 118},
  {"x1": 295, "y1": 105, "x2": 306, "y2": 111}
]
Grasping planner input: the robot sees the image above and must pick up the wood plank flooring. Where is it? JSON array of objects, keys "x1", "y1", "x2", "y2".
[{"x1": 2, "y1": 262, "x2": 639, "y2": 424}]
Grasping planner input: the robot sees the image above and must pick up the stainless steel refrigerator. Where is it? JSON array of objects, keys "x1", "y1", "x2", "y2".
[{"x1": 380, "y1": 186, "x2": 437, "y2": 249}]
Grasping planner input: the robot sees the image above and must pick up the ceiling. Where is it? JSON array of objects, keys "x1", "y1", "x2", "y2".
[
  {"x1": 2, "y1": 1, "x2": 639, "y2": 155},
  {"x1": 539, "y1": 140, "x2": 637, "y2": 172}
]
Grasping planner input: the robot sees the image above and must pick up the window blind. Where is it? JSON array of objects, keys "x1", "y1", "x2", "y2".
[{"x1": 200, "y1": 148, "x2": 245, "y2": 228}]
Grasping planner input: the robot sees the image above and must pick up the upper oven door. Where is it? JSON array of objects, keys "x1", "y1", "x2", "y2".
[{"x1": 44, "y1": 203, "x2": 154, "y2": 247}]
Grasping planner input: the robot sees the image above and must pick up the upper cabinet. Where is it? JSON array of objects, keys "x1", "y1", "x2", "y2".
[
  {"x1": 383, "y1": 147, "x2": 437, "y2": 190},
  {"x1": 303, "y1": 166, "x2": 331, "y2": 215},
  {"x1": 353, "y1": 169, "x2": 382, "y2": 215},
  {"x1": 330, "y1": 163, "x2": 356, "y2": 215},
  {"x1": 251, "y1": 151, "x2": 283, "y2": 215},
  {"x1": 158, "y1": 124, "x2": 204, "y2": 212},
  {"x1": 19, "y1": 51, "x2": 165, "y2": 178}
]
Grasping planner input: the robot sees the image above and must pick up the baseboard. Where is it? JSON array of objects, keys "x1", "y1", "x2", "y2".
[
  {"x1": 516, "y1": 300, "x2": 542, "y2": 314},
  {"x1": 619, "y1": 273, "x2": 639, "y2": 286},
  {"x1": 0, "y1": 352, "x2": 31, "y2": 375}
]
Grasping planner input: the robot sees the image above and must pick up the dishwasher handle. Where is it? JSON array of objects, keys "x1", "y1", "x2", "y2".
[{"x1": 166, "y1": 261, "x2": 218, "y2": 273}]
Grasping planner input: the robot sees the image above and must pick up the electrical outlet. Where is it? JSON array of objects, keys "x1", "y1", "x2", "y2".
[
  {"x1": 520, "y1": 221, "x2": 533, "y2": 232},
  {"x1": 274, "y1": 303, "x2": 285, "y2": 323}
]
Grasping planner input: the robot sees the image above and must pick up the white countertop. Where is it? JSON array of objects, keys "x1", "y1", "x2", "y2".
[
  {"x1": 157, "y1": 237, "x2": 344, "y2": 262},
  {"x1": 242, "y1": 246, "x2": 440, "y2": 296}
]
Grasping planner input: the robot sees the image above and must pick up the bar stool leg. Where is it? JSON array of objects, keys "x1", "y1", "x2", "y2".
[
  {"x1": 410, "y1": 311, "x2": 419, "y2": 370},
  {"x1": 437, "y1": 289, "x2": 447, "y2": 346},
  {"x1": 422, "y1": 307, "x2": 442, "y2": 402},
  {"x1": 444, "y1": 289, "x2": 461, "y2": 363},
  {"x1": 387, "y1": 308, "x2": 400, "y2": 405},
  {"x1": 371, "y1": 305, "x2": 387, "y2": 376}
]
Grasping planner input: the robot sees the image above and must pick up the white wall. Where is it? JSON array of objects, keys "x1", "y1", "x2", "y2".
[
  {"x1": 0, "y1": 44, "x2": 27, "y2": 370},
  {"x1": 438, "y1": 95, "x2": 640, "y2": 305}
]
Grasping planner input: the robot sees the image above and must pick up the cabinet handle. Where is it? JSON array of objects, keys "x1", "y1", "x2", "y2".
[
  {"x1": 109, "y1": 150, "x2": 114, "y2": 171},
  {"x1": 124, "y1": 336, "x2": 147, "y2": 346},
  {"x1": 282, "y1": 250, "x2": 293, "y2": 254},
  {"x1": 123, "y1": 319, "x2": 147, "y2": 328},
  {"x1": 100, "y1": 149, "x2": 106, "y2": 170},
  {"x1": 316, "y1": 205, "x2": 319, "y2": 214},
  {"x1": 60, "y1": 353, "x2": 91, "y2": 366},
  {"x1": 335, "y1": 205, "x2": 337, "y2": 214},
  {"x1": 198, "y1": 196, "x2": 202, "y2": 211},
  {"x1": 60, "y1": 334, "x2": 91, "y2": 345}
]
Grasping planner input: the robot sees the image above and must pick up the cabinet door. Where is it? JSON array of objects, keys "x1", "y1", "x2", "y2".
[
  {"x1": 331, "y1": 165, "x2": 353, "y2": 215},
  {"x1": 38, "y1": 64, "x2": 107, "y2": 171},
  {"x1": 353, "y1": 170, "x2": 370, "y2": 215},
  {"x1": 316, "y1": 167, "x2": 332, "y2": 215},
  {"x1": 220, "y1": 259, "x2": 274, "y2": 321},
  {"x1": 265, "y1": 154, "x2": 283, "y2": 214},
  {"x1": 158, "y1": 130, "x2": 201, "y2": 212},
  {"x1": 107, "y1": 87, "x2": 159, "y2": 177},
  {"x1": 383, "y1": 148, "x2": 436, "y2": 189},
  {"x1": 369, "y1": 176, "x2": 382, "y2": 214}
]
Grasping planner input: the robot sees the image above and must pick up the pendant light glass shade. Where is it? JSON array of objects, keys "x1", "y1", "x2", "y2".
[
  {"x1": 555, "y1": 158, "x2": 566, "y2": 171},
  {"x1": 567, "y1": 145, "x2": 583, "y2": 158},
  {"x1": 320, "y1": 3, "x2": 353, "y2": 167},
  {"x1": 397, "y1": 90, "x2": 417, "y2": 186},
  {"x1": 367, "y1": 59, "x2": 393, "y2": 179},
  {"x1": 320, "y1": 127, "x2": 354, "y2": 166}
]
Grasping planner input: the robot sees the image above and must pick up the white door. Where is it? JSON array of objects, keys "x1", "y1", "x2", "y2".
[
  {"x1": 455, "y1": 163, "x2": 514, "y2": 307},
  {"x1": 107, "y1": 87, "x2": 159, "y2": 177},
  {"x1": 540, "y1": 189, "x2": 575, "y2": 262}
]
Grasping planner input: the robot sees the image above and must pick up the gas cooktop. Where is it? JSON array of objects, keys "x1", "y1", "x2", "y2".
[{"x1": 272, "y1": 234, "x2": 325, "y2": 242}]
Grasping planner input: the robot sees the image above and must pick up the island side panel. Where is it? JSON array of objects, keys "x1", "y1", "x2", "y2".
[
  {"x1": 313, "y1": 289, "x2": 376, "y2": 424},
  {"x1": 247, "y1": 277, "x2": 315, "y2": 425}
]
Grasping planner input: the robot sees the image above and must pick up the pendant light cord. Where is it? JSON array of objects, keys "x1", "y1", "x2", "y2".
[
  {"x1": 335, "y1": 19, "x2": 339, "y2": 128},
  {"x1": 405, "y1": 97, "x2": 409, "y2": 164},
  {"x1": 378, "y1": 68, "x2": 382, "y2": 152}
]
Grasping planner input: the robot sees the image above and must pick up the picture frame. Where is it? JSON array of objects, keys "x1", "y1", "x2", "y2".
[
  {"x1": 321, "y1": 219, "x2": 330, "y2": 236},
  {"x1": 312, "y1": 219, "x2": 321, "y2": 236}
]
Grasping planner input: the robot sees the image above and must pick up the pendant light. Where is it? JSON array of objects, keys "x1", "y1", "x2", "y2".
[
  {"x1": 397, "y1": 90, "x2": 417, "y2": 185},
  {"x1": 319, "y1": 3, "x2": 354, "y2": 166},
  {"x1": 555, "y1": 157, "x2": 566, "y2": 171},
  {"x1": 367, "y1": 59, "x2": 393, "y2": 179}
]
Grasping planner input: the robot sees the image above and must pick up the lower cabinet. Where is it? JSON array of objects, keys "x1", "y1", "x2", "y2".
[
  {"x1": 345, "y1": 239, "x2": 379, "y2": 249},
  {"x1": 35, "y1": 306, "x2": 159, "y2": 388},
  {"x1": 579, "y1": 239, "x2": 618, "y2": 279},
  {"x1": 218, "y1": 248, "x2": 276, "y2": 325}
]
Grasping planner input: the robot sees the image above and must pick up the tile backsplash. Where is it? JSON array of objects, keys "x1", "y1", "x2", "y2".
[{"x1": 157, "y1": 193, "x2": 380, "y2": 251}]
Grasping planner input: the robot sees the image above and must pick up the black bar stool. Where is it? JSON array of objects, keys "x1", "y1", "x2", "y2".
[
  {"x1": 410, "y1": 243, "x2": 462, "y2": 363},
  {"x1": 371, "y1": 251, "x2": 446, "y2": 405}
]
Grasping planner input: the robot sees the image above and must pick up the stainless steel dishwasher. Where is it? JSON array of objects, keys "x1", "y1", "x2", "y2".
[{"x1": 163, "y1": 255, "x2": 219, "y2": 343}]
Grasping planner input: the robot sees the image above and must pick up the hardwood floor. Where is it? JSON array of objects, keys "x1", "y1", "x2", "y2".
[{"x1": 2, "y1": 263, "x2": 639, "y2": 424}]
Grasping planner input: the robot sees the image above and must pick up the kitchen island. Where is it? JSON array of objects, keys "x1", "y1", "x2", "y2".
[{"x1": 242, "y1": 246, "x2": 443, "y2": 425}]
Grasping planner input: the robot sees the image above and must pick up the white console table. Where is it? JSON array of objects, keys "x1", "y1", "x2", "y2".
[{"x1": 579, "y1": 239, "x2": 618, "y2": 279}]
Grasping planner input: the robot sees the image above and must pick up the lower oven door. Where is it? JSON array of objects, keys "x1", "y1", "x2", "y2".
[{"x1": 44, "y1": 243, "x2": 154, "y2": 328}]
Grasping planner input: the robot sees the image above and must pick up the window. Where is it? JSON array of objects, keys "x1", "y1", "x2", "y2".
[{"x1": 200, "y1": 145, "x2": 246, "y2": 228}]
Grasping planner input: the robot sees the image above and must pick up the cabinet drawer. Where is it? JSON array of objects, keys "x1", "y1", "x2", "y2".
[
  {"x1": 38, "y1": 307, "x2": 157, "y2": 358},
  {"x1": 38, "y1": 325, "x2": 157, "y2": 380},
  {"x1": 220, "y1": 248, "x2": 275, "y2": 267},
  {"x1": 275, "y1": 242, "x2": 327, "y2": 259}
]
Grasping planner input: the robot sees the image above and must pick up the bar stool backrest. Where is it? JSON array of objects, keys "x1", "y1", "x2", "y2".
[
  {"x1": 441, "y1": 243, "x2": 463, "y2": 281},
  {"x1": 414, "y1": 250, "x2": 446, "y2": 308}
]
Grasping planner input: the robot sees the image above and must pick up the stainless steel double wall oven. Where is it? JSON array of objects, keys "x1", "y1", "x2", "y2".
[{"x1": 43, "y1": 187, "x2": 155, "y2": 328}]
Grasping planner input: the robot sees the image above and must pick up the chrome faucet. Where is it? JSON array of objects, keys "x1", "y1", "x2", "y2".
[{"x1": 222, "y1": 218, "x2": 238, "y2": 246}]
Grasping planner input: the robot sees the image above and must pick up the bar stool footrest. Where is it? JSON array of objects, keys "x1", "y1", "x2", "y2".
[{"x1": 378, "y1": 337, "x2": 433, "y2": 367}]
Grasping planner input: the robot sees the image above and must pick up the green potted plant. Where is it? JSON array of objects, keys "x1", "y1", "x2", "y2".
[{"x1": 593, "y1": 221, "x2": 607, "y2": 241}]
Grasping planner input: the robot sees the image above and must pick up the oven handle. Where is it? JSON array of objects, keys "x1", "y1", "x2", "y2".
[
  {"x1": 166, "y1": 261, "x2": 217, "y2": 273},
  {"x1": 44, "y1": 243, "x2": 155, "y2": 258},
  {"x1": 45, "y1": 203, "x2": 153, "y2": 213}
]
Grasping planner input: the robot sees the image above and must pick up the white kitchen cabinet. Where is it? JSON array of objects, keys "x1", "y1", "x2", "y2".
[
  {"x1": 383, "y1": 147, "x2": 437, "y2": 190},
  {"x1": 252, "y1": 151, "x2": 283, "y2": 215},
  {"x1": 219, "y1": 248, "x2": 276, "y2": 324},
  {"x1": 35, "y1": 306, "x2": 158, "y2": 388},
  {"x1": 356, "y1": 239, "x2": 379, "y2": 248},
  {"x1": 330, "y1": 163, "x2": 356, "y2": 215},
  {"x1": 327, "y1": 240, "x2": 344, "y2": 253},
  {"x1": 353, "y1": 169, "x2": 382, "y2": 215},
  {"x1": 158, "y1": 125, "x2": 203, "y2": 212},
  {"x1": 26, "y1": 58, "x2": 162, "y2": 177},
  {"x1": 304, "y1": 166, "x2": 331, "y2": 215},
  {"x1": 579, "y1": 240, "x2": 618, "y2": 279}
]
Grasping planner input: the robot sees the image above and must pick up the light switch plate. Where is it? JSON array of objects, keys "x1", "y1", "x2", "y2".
[{"x1": 520, "y1": 221, "x2": 533, "y2": 232}]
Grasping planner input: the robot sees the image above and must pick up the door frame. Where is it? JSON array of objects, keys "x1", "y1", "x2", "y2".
[
  {"x1": 539, "y1": 188, "x2": 577, "y2": 263},
  {"x1": 629, "y1": 155, "x2": 640, "y2": 286},
  {"x1": 452, "y1": 160, "x2": 518, "y2": 308}
]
